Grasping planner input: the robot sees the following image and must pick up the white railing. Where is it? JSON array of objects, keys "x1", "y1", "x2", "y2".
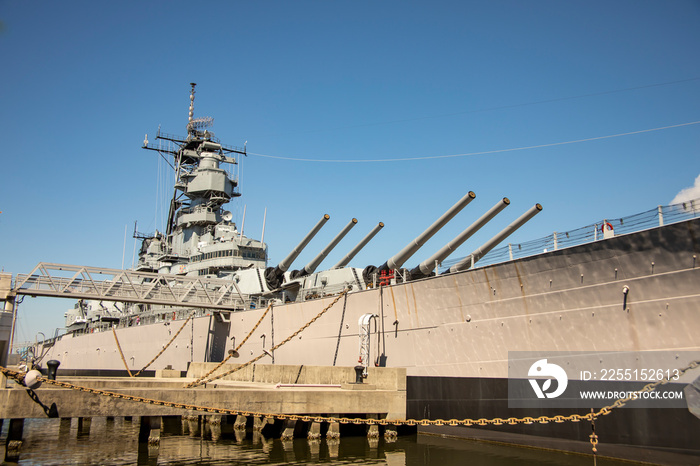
[{"x1": 439, "y1": 198, "x2": 699, "y2": 272}]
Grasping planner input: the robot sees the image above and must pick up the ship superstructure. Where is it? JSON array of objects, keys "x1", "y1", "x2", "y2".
[
  {"x1": 60, "y1": 85, "x2": 386, "y2": 330},
  {"x1": 139, "y1": 83, "x2": 265, "y2": 278}
]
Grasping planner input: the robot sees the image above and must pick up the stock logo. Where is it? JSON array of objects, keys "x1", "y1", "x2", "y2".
[{"x1": 528, "y1": 359, "x2": 568, "y2": 399}]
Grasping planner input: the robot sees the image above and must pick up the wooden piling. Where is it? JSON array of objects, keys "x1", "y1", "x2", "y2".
[
  {"x1": 326, "y1": 421, "x2": 340, "y2": 439},
  {"x1": 187, "y1": 414, "x2": 200, "y2": 437},
  {"x1": 5, "y1": 418, "x2": 24, "y2": 461},
  {"x1": 77, "y1": 417, "x2": 91, "y2": 436},
  {"x1": 208, "y1": 415, "x2": 222, "y2": 442},
  {"x1": 280, "y1": 419, "x2": 296, "y2": 440},
  {"x1": 233, "y1": 414, "x2": 247, "y2": 430},
  {"x1": 138, "y1": 416, "x2": 162, "y2": 445},
  {"x1": 253, "y1": 416, "x2": 271, "y2": 431},
  {"x1": 308, "y1": 421, "x2": 322, "y2": 439}
]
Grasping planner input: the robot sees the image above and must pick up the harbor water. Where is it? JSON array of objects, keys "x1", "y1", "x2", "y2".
[{"x1": 4, "y1": 417, "x2": 637, "y2": 465}]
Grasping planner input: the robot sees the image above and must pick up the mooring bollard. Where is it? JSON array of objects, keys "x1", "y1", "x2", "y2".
[
  {"x1": 46, "y1": 360, "x2": 60, "y2": 380},
  {"x1": 354, "y1": 365, "x2": 364, "y2": 384}
]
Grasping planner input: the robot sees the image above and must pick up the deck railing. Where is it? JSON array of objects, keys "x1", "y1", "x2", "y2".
[{"x1": 439, "y1": 197, "x2": 699, "y2": 272}]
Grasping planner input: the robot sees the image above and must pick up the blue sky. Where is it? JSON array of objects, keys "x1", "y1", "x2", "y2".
[{"x1": 1, "y1": 1, "x2": 699, "y2": 341}]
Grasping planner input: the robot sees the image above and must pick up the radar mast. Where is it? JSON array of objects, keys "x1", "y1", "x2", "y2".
[{"x1": 142, "y1": 84, "x2": 246, "y2": 236}]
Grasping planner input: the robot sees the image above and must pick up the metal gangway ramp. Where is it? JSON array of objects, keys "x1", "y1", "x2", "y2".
[{"x1": 11, "y1": 263, "x2": 251, "y2": 310}]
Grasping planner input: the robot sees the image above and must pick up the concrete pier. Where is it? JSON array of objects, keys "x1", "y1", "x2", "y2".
[
  {"x1": 1, "y1": 364, "x2": 405, "y2": 419},
  {"x1": 0, "y1": 364, "x2": 406, "y2": 456}
]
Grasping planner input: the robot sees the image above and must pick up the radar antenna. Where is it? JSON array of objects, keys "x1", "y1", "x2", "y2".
[
  {"x1": 188, "y1": 116, "x2": 214, "y2": 132},
  {"x1": 188, "y1": 82, "x2": 196, "y2": 124},
  {"x1": 186, "y1": 82, "x2": 214, "y2": 136}
]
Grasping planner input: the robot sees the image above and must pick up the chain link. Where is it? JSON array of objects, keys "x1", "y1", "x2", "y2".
[
  {"x1": 133, "y1": 310, "x2": 198, "y2": 378},
  {"x1": 185, "y1": 290, "x2": 349, "y2": 388},
  {"x1": 3, "y1": 356, "x2": 696, "y2": 431},
  {"x1": 589, "y1": 409, "x2": 599, "y2": 455},
  {"x1": 112, "y1": 326, "x2": 133, "y2": 377},
  {"x1": 112, "y1": 310, "x2": 197, "y2": 378},
  {"x1": 185, "y1": 303, "x2": 273, "y2": 388}
]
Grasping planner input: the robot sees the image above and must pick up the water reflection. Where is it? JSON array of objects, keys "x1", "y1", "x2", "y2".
[{"x1": 3, "y1": 417, "x2": 639, "y2": 465}]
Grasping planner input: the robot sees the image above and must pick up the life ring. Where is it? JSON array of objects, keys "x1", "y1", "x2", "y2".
[
  {"x1": 172, "y1": 311, "x2": 176, "y2": 320},
  {"x1": 601, "y1": 222, "x2": 613, "y2": 233}
]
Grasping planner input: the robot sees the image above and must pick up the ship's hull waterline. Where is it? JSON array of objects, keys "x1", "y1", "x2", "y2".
[{"x1": 41, "y1": 217, "x2": 700, "y2": 460}]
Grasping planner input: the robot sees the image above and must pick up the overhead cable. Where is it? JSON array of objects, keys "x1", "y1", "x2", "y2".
[{"x1": 247, "y1": 120, "x2": 700, "y2": 163}]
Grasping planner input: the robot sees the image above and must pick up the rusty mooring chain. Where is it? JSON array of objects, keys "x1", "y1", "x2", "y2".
[
  {"x1": 1, "y1": 358, "x2": 698, "y2": 428},
  {"x1": 113, "y1": 310, "x2": 196, "y2": 377},
  {"x1": 112, "y1": 326, "x2": 133, "y2": 377},
  {"x1": 186, "y1": 302, "x2": 274, "y2": 388},
  {"x1": 133, "y1": 310, "x2": 198, "y2": 377},
  {"x1": 185, "y1": 290, "x2": 349, "y2": 388}
]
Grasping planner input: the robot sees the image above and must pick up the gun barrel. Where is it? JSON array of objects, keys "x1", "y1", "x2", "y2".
[
  {"x1": 265, "y1": 214, "x2": 331, "y2": 290},
  {"x1": 379, "y1": 191, "x2": 476, "y2": 273},
  {"x1": 333, "y1": 222, "x2": 384, "y2": 269},
  {"x1": 411, "y1": 197, "x2": 510, "y2": 279},
  {"x1": 446, "y1": 203, "x2": 542, "y2": 274},
  {"x1": 278, "y1": 214, "x2": 330, "y2": 273},
  {"x1": 300, "y1": 218, "x2": 358, "y2": 275}
]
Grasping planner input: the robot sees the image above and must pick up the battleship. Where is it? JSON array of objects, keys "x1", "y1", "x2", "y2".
[{"x1": 5, "y1": 84, "x2": 700, "y2": 463}]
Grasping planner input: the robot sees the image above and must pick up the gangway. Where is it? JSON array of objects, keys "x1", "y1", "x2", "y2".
[{"x1": 11, "y1": 263, "x2": 250, "y2": 311}]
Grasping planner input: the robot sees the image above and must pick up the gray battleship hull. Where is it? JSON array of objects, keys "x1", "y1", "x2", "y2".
[{"x1": 41, "y1": 217, "x2": 700, "y2": 462}]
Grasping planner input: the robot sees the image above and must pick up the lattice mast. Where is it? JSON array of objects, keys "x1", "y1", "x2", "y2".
[{"x1": 142, "y1": 83, "x2": 246, "y2": 236}]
